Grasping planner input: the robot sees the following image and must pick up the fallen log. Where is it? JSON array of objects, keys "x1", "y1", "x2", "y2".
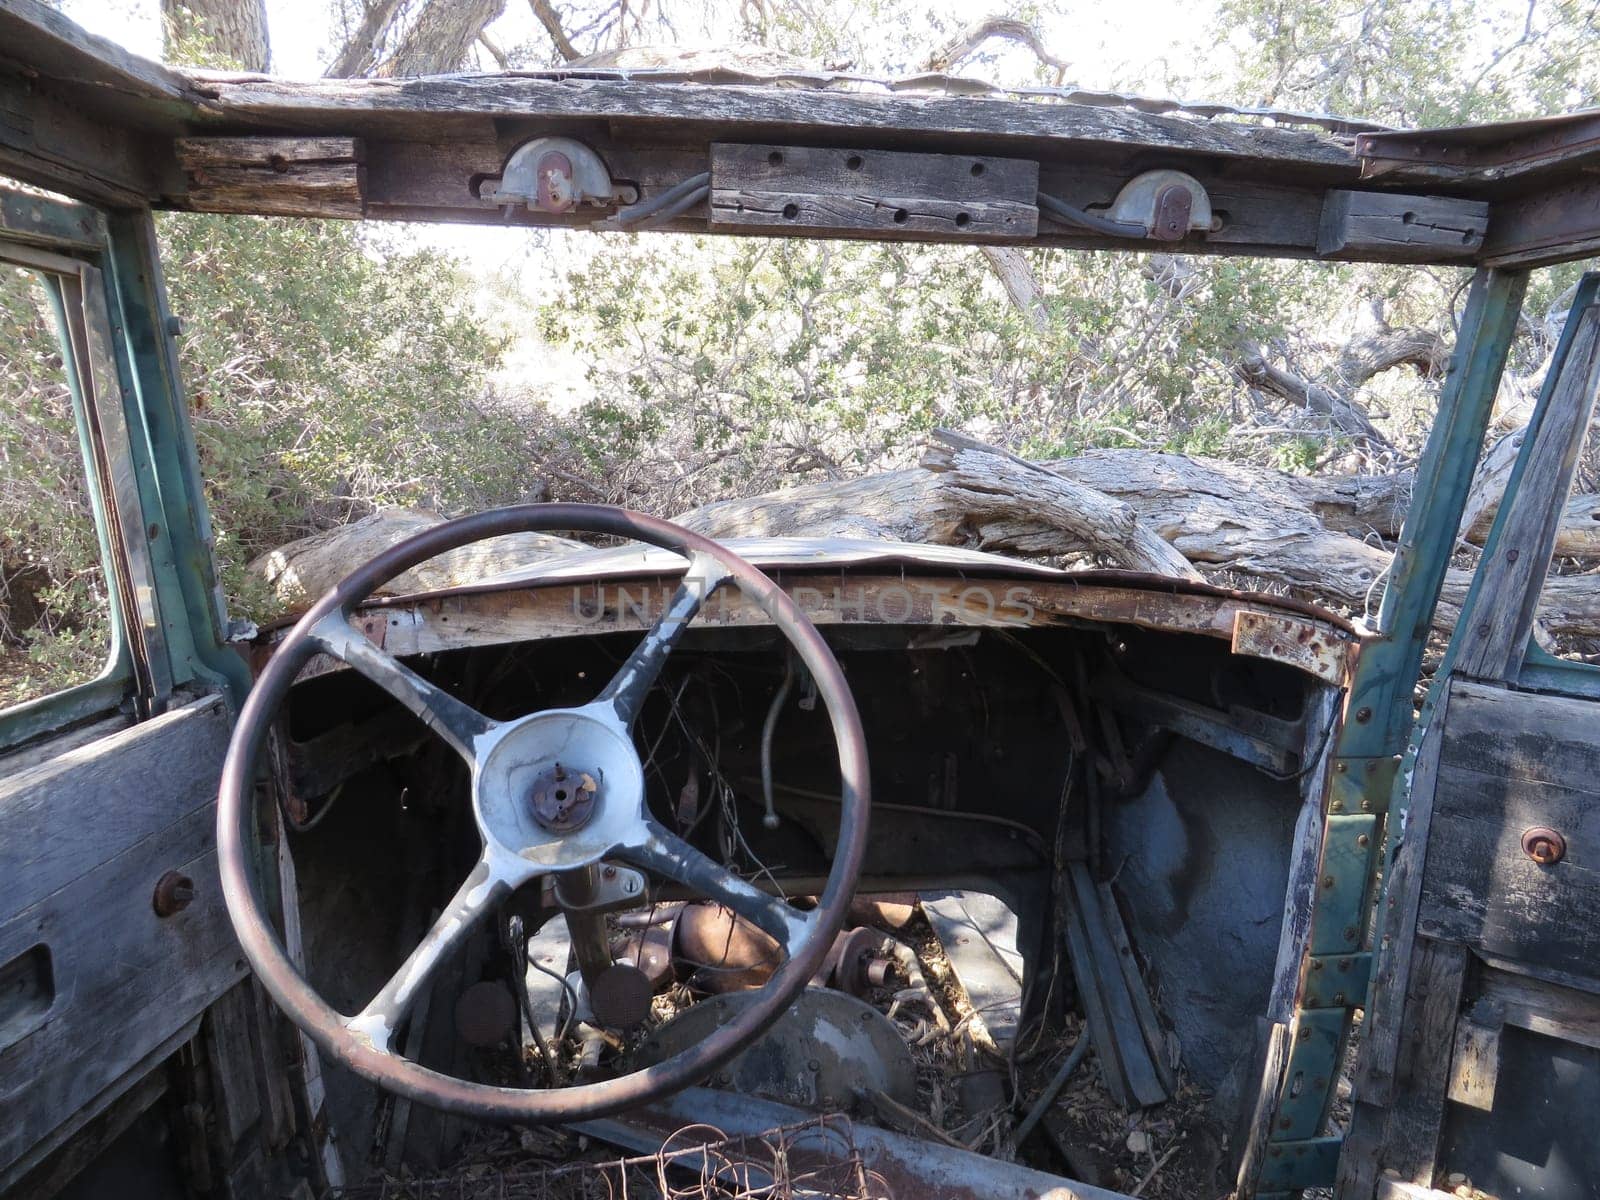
[
  {"x1": 249, "y1": 506, "x2": 586, "y2": 608},
  {"x1": 677, "y1": 432, "x2": 1600, "y2": 638},
  {"x1": 251, "y1": 437, "x2": 1600, "y2": 641}
]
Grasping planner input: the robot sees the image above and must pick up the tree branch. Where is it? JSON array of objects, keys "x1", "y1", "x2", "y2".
[
  {"x1": 529, "y1": 0, "x2": 581, "y2": 62},
  {"x1": 926, "y1": 15, "x2": 1070, "y2": 80},
  {"x1": 979, "y1": 247, "x2": 1049, "y2": 332}
]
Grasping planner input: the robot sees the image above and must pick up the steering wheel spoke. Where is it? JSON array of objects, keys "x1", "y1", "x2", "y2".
[
  {"x1": 345, "y1": 861, "x2": 513, "y2": 1052},
  {"x1": 618, "y1": 821, "x2": 812, "y2": 953},
  {"x1": 311, "y1": 613, "x2": 497, "y2": 763},
  {"x1": 596, "y1": 552, "x2": 729, "y2": 728}
]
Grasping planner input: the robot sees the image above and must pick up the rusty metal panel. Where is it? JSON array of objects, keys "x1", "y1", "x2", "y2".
[{"x1": 1232, "y1": 609, "x2": 1347, "y2": 683}]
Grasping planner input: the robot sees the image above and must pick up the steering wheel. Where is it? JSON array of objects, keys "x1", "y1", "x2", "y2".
[{"x1": 217, "y1": 504, "x2": 870, "y2": 1122}]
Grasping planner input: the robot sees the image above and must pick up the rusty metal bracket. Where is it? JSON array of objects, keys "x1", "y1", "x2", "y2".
[
  {"x1": 1259, "y1": 1135, "x2": 1343, "y2": 1191},
  {"x1": 1270, "y1": 1008, "x2": 1347, "y2": 1140},
  {"x1": 1307, "y1": 814, "x2": 1381, "y2": 957},
  {"x1": 1325, "y1": 754, "x2": 1399, "y2": 815},
  {"x1": 1231, "y1": 610, "x2": 1349, "y2": 684},
  {"x1": 1301, "y1": 952, "x2": 1371, "y2": 1009}
]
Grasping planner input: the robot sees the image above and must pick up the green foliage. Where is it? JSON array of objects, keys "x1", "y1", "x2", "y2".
[
  {"x1": 1210, "y1": 0, "x2": 1599, "y2": 124},
  {"x1": 539, "y1": 237, "x2": 1351, "y2": 509},
  {"x1": 0, "y1": 268, "x2": 113, "y2": 707},
  {"x1": 157, "y1": 214, "x2": 519, "y2": 619},
  {"x1": 2, "y1": 215, "x2": 518, "y2": 711}
]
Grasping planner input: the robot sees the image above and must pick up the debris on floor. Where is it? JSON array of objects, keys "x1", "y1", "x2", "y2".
[{"x1": 357, "y1": 889, "x2": 1236, "y2": 1199}]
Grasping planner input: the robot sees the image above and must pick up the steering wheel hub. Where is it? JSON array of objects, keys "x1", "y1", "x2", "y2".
[{"x1": 527, "y1": 761, "x2": 599, "y2": 832}]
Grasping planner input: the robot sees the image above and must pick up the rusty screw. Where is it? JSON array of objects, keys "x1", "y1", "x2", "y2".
[
  {"x1": 1521, "y1": 826, "x2": 1566, "y2": 865},
  {"x1": 153, "y1": 870, "x2": 195, "y2": 917}
]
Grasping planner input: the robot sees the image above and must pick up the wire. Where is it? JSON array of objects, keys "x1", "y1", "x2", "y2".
[
  {"x1": 528, "y1": 955, "x2": 580, "y2": 1048},
  {"x1": 759, "y1": 655, "x2": 795, "y2": 830},
  {"x1": 1036, "y1": 190, "x2": 1147, "y2": 239},
  {"x1": 283, "y1": 781, "x2": 343, "y2": 834},
  {"x1": 631, "y1": 184, "x2": 711, "y2": 229},
  {"x1": 603, "y1": 172, "x2": 712, "y2": 229}
]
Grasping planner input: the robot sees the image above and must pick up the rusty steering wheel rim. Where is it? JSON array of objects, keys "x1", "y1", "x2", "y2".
[{"x1": 217, "y1": 503, "x2": 870, "y2": 1122}]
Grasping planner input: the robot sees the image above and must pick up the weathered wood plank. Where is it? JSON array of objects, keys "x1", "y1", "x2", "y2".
[
  {"x1": 185, "y1": 74, "x2": 1362, "y2": 173},
  {"x1": 1482, "y1": 178, "x2": 1600, "y2": 269},
  {"x1": 0, "y1": 697, "x2": 231, "y2": 910},
  {"x1": 922, "y1": 890, "x2": 1023, "y2": 1052},
  {"x1": 1481, "y1": 965, "x2": 1600, "y2": 1050},
  {"x1": 1063, "y1": 863, "x2": 1169, "y2": 1108},
  {"x1": 176, "y1": 136, "x2": 366, "y2": 218},
  {"x1": 710, "y1": 189, "x2": 1035, "y2": 239},
  {"x1": 0, "y1": 697, "x2": 244, "y2": 1181},
  {"x1": 1267, "y1": 688, "x2": 1341, "y2": 1022},
  {"x1": 709, "y1": 141, "x2": 1038, "y2": 239},
  {"x1": 1379, "y1": 682, "x2": 1600, "y2": 983},
  {"x1": 1413, "y1": 681, "x2": 1600, "y2": 981},
  {"x1": 712, "y1": 142, "x2": 1037, "y2": 203},
  {"x1": 1444, "y1": 999, "x2": 1503, "y2": 1111},
  {"x1": 1318, "y1": 191, "x2": 1488, "y2": 260},
  {"x1": 1453, "y1": 299, "x2": 1600, "y2": 682},
  {"x1": 1351, "y1": 681, "x2": 1451, "y2": 1104},
  {"x1": 1386, "y1": 939, "x2": 1468, "y2": 1186},
  {"x1": 1437, "y1": 678, "x2": 1600, "y2": 783},
  {"x1": 0, "y1": 807, "x2": 244, "y2": 1175}
]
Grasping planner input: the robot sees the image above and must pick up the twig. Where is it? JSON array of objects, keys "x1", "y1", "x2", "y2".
[
  {"x1": 1132, "y1": 1139, "x2": 1183, "y2": 1198},
  {"x1": 859, "y1": 1089, "x2": 969, "y2": 1150}
]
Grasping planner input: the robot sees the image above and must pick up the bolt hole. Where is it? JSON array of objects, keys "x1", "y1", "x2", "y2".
[
  {"x1": 767, "y1": 151, "x2": 783, "y2": 166},
  {"x1": 955, "y1": 212, "x2": 971, "y2": 228},
  {"x1": 970, "y1": 162, "x2": 985, "y2": 176},
  {"x1": 782, "y1": 203, "x2": 799, "y2": 219},
  {"x1": 555, "y1": 789, "x2": 568, "y2": 800},
  {"x1": 846, "y1": 154, "x2": 863, "y2": 170},
  {"x1": 892, "y1": 208, "x2": 909, "y2": 224},
  {"x1": 1401, "y1": 211, "x2": 1416, "y2": 224}
]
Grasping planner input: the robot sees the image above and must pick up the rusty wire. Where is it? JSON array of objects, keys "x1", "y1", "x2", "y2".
[{"x1": 325, "y1": 1114, "x2": 893, "y2": 1200}]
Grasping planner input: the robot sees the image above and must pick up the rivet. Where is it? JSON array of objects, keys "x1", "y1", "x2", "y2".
[
  {"x1": 1506, "y1": 548, "x2": 1520, "y2": 563},
  {"x1": 1357, "y1": 834, "x2": 1370, "y2": 847},
  {"x1": 1355, "y1": 707, "x2": 1373, "y2": 723}
]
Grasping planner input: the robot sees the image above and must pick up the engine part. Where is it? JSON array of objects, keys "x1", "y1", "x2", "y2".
[
  {"x1": 672, "y1": 901, "x2": 780, "y2": 992},
  {"x1": 832, "y1": 926, "x2": 900, "y2": 996},
  {"x1": 630, "y1": 988, "x2": 916, "y2": 1112},
  {"x1": 847, "y1": 893, "x2": 919, "y2": 930},
  {"x1": 612, "y1": 922, "x2": 674, "y2": 987}
]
